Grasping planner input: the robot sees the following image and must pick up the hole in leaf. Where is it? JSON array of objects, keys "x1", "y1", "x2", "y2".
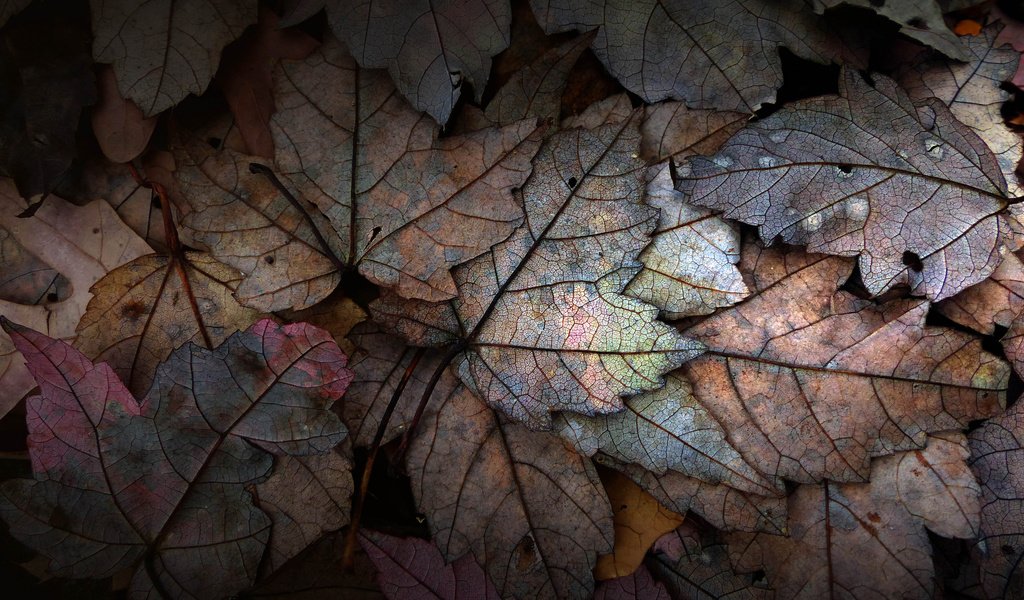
[
  {"x1": 567, "y1": 176, "x2": 578, "y2": 188},
  {"x1": 264, "y1": 255, "x2": 275, "y2": 265},
  {"x1": 907, "y1": 17, "x2": 928, "y2": 30},
  {"x1": 206, "y1": 137, "x2": 222, "y2": 149},
  {"x1": 751, "y1": 569, "x2": 767, "y2": 584},
  {"x1": 1003, "y1": 544, "x2": 1017, "y2": 556},
  {"x1": 46, "y1": 293, "x2": 58, "y2": 303},
  {"x1": 151, "y1": 194, "x2": 161, "y2": 208},
  {"x1": 838, "y1": 164, "x2": 853, "y2": 174},
  {"x1": 902, "y1": 250, "x2": 923, "y2": 272}
]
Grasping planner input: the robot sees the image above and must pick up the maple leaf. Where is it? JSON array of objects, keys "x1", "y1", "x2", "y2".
[
  {"x1": 530, "y1": 0, "x2": 854, "y2": 112},
  {"x1": 372, "y1": 109, "x2": 702, "y2": 428},
  {"x1": 680, "y1": 68, "x2": 1013, "y2": 301},
  {"x1": 91, "y1": 0, "x2": 256, "y2": 116},
  {"x1": 174, "y1": 36, "x2": 544, "y2": 310},
  {"x1": 327, "y1": 0, "x2": 511, "y2": 125},
  {"x1": 682, "y1": 240, "x2": 1007, "y2": 483},
  {"x1": 727, "y1": 432, "x2": 981, "y2": 599},
  {"x1": 0, "y1": 183, "x2": 150, "y2": 418},
  {"x1": 360, "y1": 530, "x2": 501, "y2": 599},
  {"x1": 0, "y1": 318, "x2": 352, "y2": 598},
  {"x1": 965, "y1": 401, "x2": 1024, "y2": 599}
]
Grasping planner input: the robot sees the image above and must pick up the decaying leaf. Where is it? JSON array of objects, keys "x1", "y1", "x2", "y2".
[
  {"x1": 0, "y1": 224, "x2": 70, "y2": 304},
  {"x1": 91, "y1": 0, "x2": 256, "y2": 115},
  {"x1": 328, "y1": 0, "x2": 511, "y2": 125},
  {"x1": 74, "y1": 251, "x2": 263, "y2": 398},
  {"x1": 0, "y1": 182, "x2": 150, "y2": 418},
  {"x1": 895, "y1": 22, "x2": 1022, "y2": 197},
  {"x1": 270, "y1": 37, "x2": 544, "y2": 303},
  {"x1": 593, "y1": 564, "x2": 671, "y2": 600},
  {"x1": 680, "y1": 68, "x2": 1011, "y2": 301},
  {"x1": 938, "y1": 249, "x2": 1024, "y2": 335},
  {"x1": 649, "y1": 522, "x2": 770, "y2": 599},
  {"x1": 815, "y1": 0, "x2": 966, "y2": 60},
  {"x1": 682, "y1": 240, "x2": 1007, "y2": 483},
  {"x1": 406, "y1": 379, "x2": 614, "y2": 599},
  {"x1": 966, "y1": 401, "x2": 1024, "y2": 599},
  {"x1": 91, "y1": 66, "x2": 157, "y2": 164},
  {"x1": 530, "y1": 0, "x2": 851, "y2": 112},
  {"x1": 372, "y1": 109, "x2": 702, "y2": 428},
  {"x1": 727, "y1": 432, "x2": 981, "y2": 599},
  {"x1": 0, "y1": 318, "x2": 352, "y2": 598},
  {"x1": 594, "y1": 469, "x2": 683, "y2": 581},
  {"x1": 360, "y1": 530, "x2": 501, "y2": 600}
]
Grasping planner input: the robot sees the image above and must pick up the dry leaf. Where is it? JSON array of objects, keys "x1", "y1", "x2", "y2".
[{"x1": 91, "y1": 66, "x2": 157, "y2": 163}]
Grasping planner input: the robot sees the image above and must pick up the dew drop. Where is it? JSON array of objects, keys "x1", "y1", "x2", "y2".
[
  {"x1": 769, "y1": 130, "x2": 789, "y2": 144},
  {"x1": 803, "y1": 212, "x2": 823, "y2": 232},
  {"x1": 923, "y1": 137, "x2": 944, "y2": 159},
  {"x1": 896, "y1": 149, "x2": 909, "y2": 160},
  {"x1": 758, "y1": 156, "x2": 778, "y2": 168},
  {"x1": 846, "y1": 197, "x2": 870, "y2": 220},
  {"x1": 712, "y1": 155, "x2": 733, "y2": 168},
  {"x1": 783, "y1": 207, "x2": 799, "y2": 218}
]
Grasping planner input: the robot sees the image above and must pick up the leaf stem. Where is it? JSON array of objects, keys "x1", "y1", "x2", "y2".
[{"x1": 341, "y1": 346, "x2": 427, "y2": 569}]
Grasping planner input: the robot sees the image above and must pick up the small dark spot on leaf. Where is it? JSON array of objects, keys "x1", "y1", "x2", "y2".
[
  {"x1": 49, "y1": 506, "x2": 69, "y2": 529},
  {"x1": 46, "y1": 292, "x2": 58, "y2": 303},
  {"x1": 514, "y1": 534, "x2": 536, "y2": 572},
  {"x1": 907, "y1": 17, "x2": 928, "y2": 30},
  {"x1": 567, "y1": 176, "x2": 578, "y2": 188},
  {"x1": 751, "y1": 569, "x2": 766, "y2": 583},
  {"x1": 372, "y1": 225, "x2": 382, "y2": 238},
  {"x1": 867, "y1": 512, "x2": 881, "y2": 522},
  {"x1": 1003, "y1": 544, "x2": 1016, "y2": 556},
  {"x1": 902, "y1": 250, "x2": 923, "y2": 272},
  {"x1": 120, "y1": 300, "x2": 148, "y2": 321},
  {"x1": 172, "y1": 291, "x2": 180, "y2": 305},
  {"x1": 264, "y1": 255, "x2": 275, "y2": 265},
  {"x1": 91, "y1": 227, "x2": 99, "y2": 234},
  {"x1": 207, "y1": 137, "x2": 222, "y2": 149},
  {"x1": 862, "y1": 521, "x2": 878, "y2": 537},
  {"x1": 151, "y1": 195, "x2": 161, "y2": 209},
  {"x1": 838, "y1": 164, "x2": 853, "y2": 174}
]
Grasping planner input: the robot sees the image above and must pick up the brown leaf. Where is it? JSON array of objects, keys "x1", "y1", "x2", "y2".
[
  {"x1": 593, "y1": 564, "x2": 671, "y2": 600},
  {"x1": 727, "y1": 432, "x2": 981, "y2": 599},
  {"x1": 965, "y1": 401, "x2": 1024, "y2": 599},
  {"x1": 640, "y1": 102, "x2": 748, "y2": 164},
  {"x1": 217, "y1": 7, "x2": 318, "y2": 158},
  {"x1": 73, "y1": 251, "x2": 263, "y2": 398},
  {"x1": 0, "y1": 181, "x2": 150, "y2": 418},
  {"x1": 328, "y1": 0, "x2": 511, "y2": 124},
  {"x1": 255, "y1": 445, "x2": 354, "y2": 575},
  {"x1": 683, "y1": 240, "x2": 1007, "y2": 483},
  {"x1": 280, "y1": 293, "x2": 367, "y2": 356},
  {"x1": 406, "y1": 380, "x2": 614, "y2": 599},
  {"x1": 594, "y1": 469, "x2": 684, "y2": 581},
  {"x1": 680, "y1": 68, "x2": 1012, "y2": 301},
  {"x1": 91, "y1": 0, "x2": 256, "y2": 115},
  {"x1": 91, "y1": 66, "x2": 157, "y2": 164},
  {"x1": 938, "y1": 249, "x2": 1024, "y2": 335},
  {"x1": 649, "y1": 522, "x2": 770, "y2": 600},
  {"x1": 372, "y1": 110, "x2": 702, "y2": 428},
  {"x1": 0, "y1": 224, "x2": 70, "y2": 305}
]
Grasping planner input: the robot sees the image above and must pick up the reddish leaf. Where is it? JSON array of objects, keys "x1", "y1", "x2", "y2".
[
  {"x1": 0, "y1": 318, "x2": 351, "y2": 598},
  {"x1": 91, "y1": 66, "x2": 157, "y2": 164},
  {"x1": 360, "y1": 530, "x2": 501, "y2": 600}
]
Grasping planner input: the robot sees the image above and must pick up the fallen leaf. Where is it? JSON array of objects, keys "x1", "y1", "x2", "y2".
[
  {"x1": 329, "y1": 0, "x2": 511, "y2": 125},
  {"x1": 938, "y1": 249, "x2": 1024, "y2": 335},
  {"x1": 815, "y1": 0, "x2": 966, "y2": 59},
  {"x1": 280, "y1": 293, "x2": 367, "y2": 356},
  {"x1": 0, "y1": 0, "x2": 95, "y2": 198},
  {"x1": 406, "y1": 379, "x2": 614, "y2": 599},
  {"x1": 372, "y1": 110, "x2": 702, "y2": 428},
  {"x1": 649, "y1": 522, "x2": 770, "y2": 599},
  {"x1": 639, "y1": 102, "x2": 748, "y2": 164},
  {"x1": 895, "y1": 22, "x2": 1022, "y2": 196},
  {"x1": 0, "y1": 318, "x2": 352, "y2": 598},
  {"x1": 0, "y1": 182, "x2": 150, "y2": 419},
  {"x1": 965, "y1": 401, "x2": 1024, "y2": 599},
  {"x1": 91, "y1": 0, "x2": 256, "y2": 115},
  {"x1": 530, "y1": 0, "x2": 853, "y2": 112},
  {"x1": 360, "y1": 530, "x2": 501, "y2": 600},
  {"x1": 682, "y1": 240, "x2": 1007, "y2": 483},
  {"x1": 0, "y1": 224, "x2": 70, "y2": 305},
  {"x1": 91, "y1": 66, "x2": 157, "y2": 164},
  {"x1": 217, "y1": 7, "x2": 318, "y2": 158},
  {"x1": 73, "y1": 251, "x2": 263, "y2": 398},
  {"x1": 679, "y1": 68, "x2": 1011, "y2": 301},
  {"x1": 270, "y1": 37, "x2": 544, "y2": 303},
  {"x1": 484, "y1": 31, "x2": 595, "y2": 127},
  {"x1": 254, "y1": 446, "x2": 354, "y2": 574},
  {"x1": 727, "y1": 432, "x2": 981, "y2": 599},
  {"x1": 593, "y1": 564, "x2": 671, "y2": 600},
  {"x1": 594, "y1": 469, "x2": 684, "y2": 581}
]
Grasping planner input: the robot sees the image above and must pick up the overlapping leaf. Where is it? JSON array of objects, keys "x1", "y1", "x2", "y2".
[
  {"x1": 0, "y1": 318, "x2": 351, "y2": 598},
  {"x1": 966, "y1": 401, "x2": 1024, "y2": 599},
  {"x1": 938, "y1": 249, "x2": 1024, "y2": 335},
  {"x1": 91, "y1": 66, "x2": 157, "y2": 164},
  {"x1": 682, "y1": 240, "x2": 1007, "y2": 484},
  {"x1": 680, "y1": 68, "x2": 1012, "y2": 301},
  {"x1": 649, "y1": 523, "x2": 770, "y2": 599},
  {"x1": 0, "y1": 183, "x2": 150, "y2": 418},
  {"x1": 360, "y1": 531, "x2": 500, "y2": 599},
  {"x1": 328, "y1": 0, "x2": 511, "y2": 124},
  {"x1": 91, "y1": 0, "x2": 255, "y2": 115},
  {"x1": 406, "y1": 378, "x2": 613, "y2": 600},
  {"x1": 530, "y1": 0, "x2": 851, "y2": 112},
  {"x1": 815, "y1": 0, "x2": 965, "y2": 59},
  {"x1": 727, "y1": 432, "x2": 981, "y2": 599},
  {"x1": 372, "y1": 109, "x2": 702, "y2": 428},
  {"x1": 593, "y1": 565, "x2": 670, "y2": 600}
]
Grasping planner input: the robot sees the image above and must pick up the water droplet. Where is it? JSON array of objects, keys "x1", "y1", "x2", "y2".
[
  {"x1": 784, "y1": 207, "x2": 799, "y2": 218},
  {"x1": 803, "y1": 212, "x2": 823, "y2": 232},
  {"x1": 769, "y1": 130, "x2": 789, "y2": 144},
  {"x1": 896, "y1": 149, "x2": 909, "y2": 160},
  {"x1": 923, "y1": 137, "x2": 943, "y2": 159},
  {"x1": 712, "y1": 155, "x2": 733, "y2": 168},
  {"x1": 758, "y1": 156, "x2": 778, "y2": 168},
  {"x1": 845, "y1": 197, "x2": 869, "y2": 220}
]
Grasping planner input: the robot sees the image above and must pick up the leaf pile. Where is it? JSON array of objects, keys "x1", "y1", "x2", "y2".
[{"x1": 1, "y1": 1, "x2": 1024, "y2": 599}]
